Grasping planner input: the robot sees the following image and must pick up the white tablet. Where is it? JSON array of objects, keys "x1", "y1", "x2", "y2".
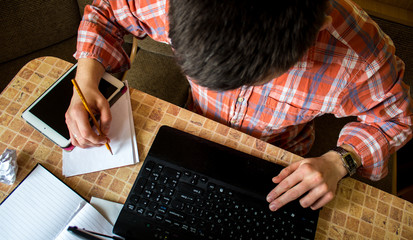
[{"x1": 22, "y1": 64, "x2": 125, "y2": 149}]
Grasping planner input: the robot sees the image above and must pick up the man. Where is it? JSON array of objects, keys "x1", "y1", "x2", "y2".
[{"x1": 65, "y1": 0, "x2": 413, "y2": 212}]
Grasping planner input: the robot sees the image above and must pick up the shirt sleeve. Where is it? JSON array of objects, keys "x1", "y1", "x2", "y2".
[
  {"x1": 337, "y1": 51, "x2": 413, "y2": 181},
  {"x1": 73, "y1": 0, "x2": 146, "y2": 72}
]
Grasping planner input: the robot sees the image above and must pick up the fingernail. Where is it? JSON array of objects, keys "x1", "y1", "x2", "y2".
[
  {"x1": 269, "y1": 203, "x2": 277, "y2": 211},
  {"x1": 266, "y1": 196, "x2": 272, "y2": 202}
]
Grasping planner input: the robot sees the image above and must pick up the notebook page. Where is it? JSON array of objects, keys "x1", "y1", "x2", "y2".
[
  {"x1": 0, "y1": 164, "x2": 85, "y2": 240},
  {"x1": 90, "y1": 197, "x2": 123, "y2": 225},
  {"x1": 55, "y1": 203, "x2": 113, "y2": 240},
  {"x1": 62, "y1": 86, "x2": 138, "y2": 176}
]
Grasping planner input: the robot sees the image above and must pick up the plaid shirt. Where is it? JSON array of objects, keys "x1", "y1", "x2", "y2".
[{"x1": 75, "y1": 0, "x2": 413, "y2": 180}]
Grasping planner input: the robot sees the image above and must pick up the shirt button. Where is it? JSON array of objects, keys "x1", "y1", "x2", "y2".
[{"x1": 237, "y1": 97, "x2": 244, "y2": 103}]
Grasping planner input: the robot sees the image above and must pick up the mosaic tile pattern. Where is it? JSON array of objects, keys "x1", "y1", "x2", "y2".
[{"x1": 0, "y1": 57, "x2": 412, "y2": 239}]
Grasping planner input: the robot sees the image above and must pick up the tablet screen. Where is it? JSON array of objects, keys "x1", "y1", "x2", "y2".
[{"x1": 29, "y1": 68, "x2": 118, "y2": 140}]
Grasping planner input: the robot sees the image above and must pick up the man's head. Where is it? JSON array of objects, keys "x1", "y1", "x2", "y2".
[{"x1": 169, "y1": 0, "x2": 330, "y2": 91}]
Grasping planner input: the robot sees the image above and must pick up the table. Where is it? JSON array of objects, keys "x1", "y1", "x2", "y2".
[{"x1": 0, "y1": 57, "x2": 412, "y2": 239}]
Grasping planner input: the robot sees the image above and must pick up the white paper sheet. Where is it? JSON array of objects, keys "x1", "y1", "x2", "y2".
[
  {"x1": 55, "y1": 204, "x2": 114, "y2": 240},
  {"x1": 90, "y1": 197, "x2": 123, "y2": 226},
  {"x1": 62, "y1": 87, "x2": 138, "y2": 177}
]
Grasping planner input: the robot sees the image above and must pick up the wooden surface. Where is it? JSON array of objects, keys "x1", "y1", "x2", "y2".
[{"x1": 1, "y1": 57, "x2": 412, "y2": 239}]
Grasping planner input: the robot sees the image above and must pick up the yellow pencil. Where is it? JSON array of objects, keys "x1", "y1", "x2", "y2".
[{"x1": 71, "y1": 79, "x2": 113, "y2": 155}]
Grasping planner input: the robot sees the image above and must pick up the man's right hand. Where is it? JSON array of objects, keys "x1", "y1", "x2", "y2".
[{"x1": 65, "y1": 58, "x2": 111, "y2": 148}]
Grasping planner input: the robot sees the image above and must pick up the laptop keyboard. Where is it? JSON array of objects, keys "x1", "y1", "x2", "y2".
[{"x1": 123, "y1": 160, "x2": 318, "y2": 240}]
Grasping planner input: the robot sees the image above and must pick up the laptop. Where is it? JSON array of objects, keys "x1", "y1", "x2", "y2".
[{"x1": 113, "y1": 126, "x2": 319, "y2": 240}]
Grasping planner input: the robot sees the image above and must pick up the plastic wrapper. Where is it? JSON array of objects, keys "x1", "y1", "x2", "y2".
[{"x1": 0, "y1": 149, "x2": 18, "y2": 185}]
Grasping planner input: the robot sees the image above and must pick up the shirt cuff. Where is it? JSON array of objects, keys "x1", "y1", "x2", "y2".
[{"x1": 338, "y1": 122, "x2": 389, "y2": 181}]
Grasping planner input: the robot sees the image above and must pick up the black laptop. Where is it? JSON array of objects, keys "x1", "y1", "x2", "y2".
[{"x1": 113, "y1": 126, "x2": 319, "y2": 240}]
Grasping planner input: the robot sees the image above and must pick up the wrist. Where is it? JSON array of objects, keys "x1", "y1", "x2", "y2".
[
  {"x1": 75, "y1": 58, "x2": 105, "y2": 89},
  {"x1": 323, "y1": 151, "x2": 349, "y2": 179},
  {"x1": 329, "y1": 145, "x2": 361, "y2": 178}
]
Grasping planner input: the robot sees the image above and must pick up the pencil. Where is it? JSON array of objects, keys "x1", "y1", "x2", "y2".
[{"x1": 71, "y1": 79, "x2": 113, "y2": 155}]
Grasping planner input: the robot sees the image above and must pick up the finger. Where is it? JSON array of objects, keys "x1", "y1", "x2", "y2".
[
  {"x1": 69, "y1": 132, "x2": 80, "y2": 146},
  {"x1": 72, "y1": 129, "x2": 99, "y2": 148},
  {"x1": 74, "y1": 107, "x2": 107, "y2": 146},
  {"x1": 268, "y1": 181, "x2": 312, "y2": 211},
  {"x1": 78, "y1": 124, "x2": 107, "y2": 146},
  {"x1": 69, "y1": 106, "x2": 106, "y2": 147},
  {"x1": 310, "y1": 190, "x2": 335, "y2": 210},
  {"x1": 97, "y1": 101, "x2": 112, "y2": 136},
  {"x1": 66, "y1": 110, "x2": 81, "y2": 147},
  {"x1": 298, "y1": 183, "x2": 334, "y2": 210},
  {"x1": 267, "y1": 166, "x2": 303, "y2": 203},
  {"x1": 68, "y1": 121, "x2": 96, "y2": 148},
  {"x1": 272, "y1": 161, "x2": 301, "y2": 183}
]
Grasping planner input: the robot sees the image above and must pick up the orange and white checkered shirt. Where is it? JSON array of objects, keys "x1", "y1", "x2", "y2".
[{"x1": 74, "y1": 0, "x2": 413, "y2": 180}]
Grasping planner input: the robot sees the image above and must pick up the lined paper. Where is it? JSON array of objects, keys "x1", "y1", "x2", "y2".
[{"x1": 0, "y1": 165, "x2": 85, "y2": 240}]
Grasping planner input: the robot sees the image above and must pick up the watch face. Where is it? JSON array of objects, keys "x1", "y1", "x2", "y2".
[{"x1": 344, "y1": 154, "x2": 357, "y2": 169}]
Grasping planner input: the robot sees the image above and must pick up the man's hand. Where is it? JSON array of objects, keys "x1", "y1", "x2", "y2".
[
  {"x1": 266, "y1": 149, "x2": 353, "y2": 211},
  {"x1": 65, "y1": 58, "x2": 110, "y2": 148}
]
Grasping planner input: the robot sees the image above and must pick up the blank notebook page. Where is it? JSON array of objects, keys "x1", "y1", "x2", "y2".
[
  {"x1": 0, "y1": 165, "x2": 85, "y2": 240},
  {"x1": 55, "y1": 203, "x2": 113, "y2": 240}
]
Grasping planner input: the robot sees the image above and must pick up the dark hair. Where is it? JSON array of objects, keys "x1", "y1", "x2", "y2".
[{"x1": 169, "y1": 0, "x2": 329, "y2": 90}]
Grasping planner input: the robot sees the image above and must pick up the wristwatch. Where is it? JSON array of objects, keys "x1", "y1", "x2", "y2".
[{"x1": 331, "y1": 146, "x2": 358, "y2": 177}]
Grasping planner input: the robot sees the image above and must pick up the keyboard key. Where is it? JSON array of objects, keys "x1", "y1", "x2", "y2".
[
  {"x1": 154, "y1": 164, "x2": 164, "y2": 172},
  {"x1": 171, "y1": 200, "x2": 185, "y2": 210},
  {"x1": 158, "y1": 205, "x2": 168, "y2": 214},
  {"x1": 161, "y1": 196, "x2": 171, "y2": 205},
  {"x1": 153, "y1": 194, "x2": 162, "y2": 202},
  {"x1": 183, "y1": 171, "x2": 191, "y2": 178},
  {"x1": 136, "y1": 207, "x2": 145, "y2": 215},
  {"x1": 155, "y1": 184, "x2": 165, "y2": 193},
  {"x1": 129, "y1": 194, "x2": 140, "y2": 203},
  {"x1": 126, "y1": 203, "x2": 135, "y2": 211},
  {"x1": 150, "y1": 172, "x2": 160, "y2": 181},
  {"x1": 207, "y1": 183, "x2": 216, "y2": 191},
  {"x1": 138, "y1": 198, "x2": 149, "y2": 207},
  {"x1": 165, "y1": 218, "x2": 172, "y2": 225},
  {"x1": 143, "y1": 189, "x2": 152, "y2": 198},
  {"x1": 164, "y1": 167, "x2": 182, "y2": 179},
  {"x1": 181, "y1": 224, "x2": 189, "y2": 231},
  {"x1": 159, "y1": 176, "x2": 169, "y2": 185},
  {"x1": 166, "y1": 179, "x2": 178, "y2": 188},
  {"x1": 148, "y1": 202, "x2": 158, "y2": 211},
  {"x1": 191, "y1": 174, "x2": 199, "y2": 184},
  {"x1": 142, "y1": 162, "x2": 155, "y2": 177},
  {"x1": 200, "y1": 176, "x2": 208, "y2": 183},
  {"x1": 178, "y1": 182, "x2": 204, "y2": 195},
  {"x1": 134, "y1": 178, "x2": 147, "y2": 194},
  {"x1": 177, "y1": 192, "x2": 195, "y2": 203},
  {"x1": 165, "y1": 188, "x2": 175, "y2": 196},
  {"x1": 168, "y1": 210, "x2": 186, "y2": 221}
]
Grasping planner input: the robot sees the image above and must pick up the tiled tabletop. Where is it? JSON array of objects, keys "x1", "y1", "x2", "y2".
[{"x1": 0, "y1": 57, "x2": 412, "y2": 239}]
